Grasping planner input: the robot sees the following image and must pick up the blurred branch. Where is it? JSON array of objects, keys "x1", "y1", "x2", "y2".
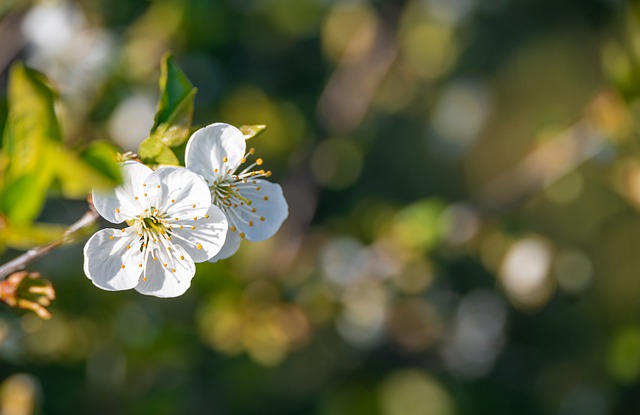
[
  {"x1": 0, "y1": 12, "x2": 25, "y2": 75},
  {"x1": 0, "y1": 205, "x2": 99, "y2": 280},
  {"x1": 474, "y1": 92, "x2": 629, "y2": 212},
  {"x1": 317, "y1": 18, "x2": 397, "y2": 134}
]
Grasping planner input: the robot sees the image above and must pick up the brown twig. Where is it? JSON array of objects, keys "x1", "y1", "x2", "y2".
[{"x1": 0, "y1": 208, "x2": 100, "y2": 280}]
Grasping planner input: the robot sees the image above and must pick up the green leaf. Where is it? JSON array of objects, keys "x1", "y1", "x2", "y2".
[
  {"x1": 2, "y1": 64, "x2": 61, "y2": 177},
  {"x1": 150, "y1": 52, "x2": 197, "y2": 148},
  {"x1": 0, "y1": 222, "x2": 66, "y2": 250},
  {"x1": 240, "y1": 124, "x2": 267, "y2": 140},
  {"x1": 0, "y1": 63, "x2": 123, "y2": 226},
  {"x1": 54, "y1": 146, "x2": 121, "y2": 198},
  {"x1": 1, "y1": 173, "x2": 47, "y2": 225},
  {"x1": 80, "y1": 141, "x2": 123, "y2": 183},
  {"x1": 139, "y1": 52, "x2": 197, "y2": 165},
  {"x1": 138, "y1": 137, "x2": 180, "y2": 165},
  {"x1": 0, "y1": 63, "x2": 61, "y2": 224}
]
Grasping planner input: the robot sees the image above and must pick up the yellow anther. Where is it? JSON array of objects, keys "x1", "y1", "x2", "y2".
[
  {"x1": 157, "y1": 185, "x2": 160, "y2": 189},
  {"x1": 251, "y1": 208, "x2": 257, "y2": 213},
  {"x1": 175, "y1": 217, "x2": 179, "y2": 221},
  {"x1": 180, "y1": 256, "x2": 185, "y2": 260},
  {"x1": 260, "y1": 216, "x2": 265, "y2": 221},
  {"x1": 265, "y1": 171, "x2": 272, "y2": 177},
  {"x1": 121, "y1": 264, "x2": 125, "y2": 269},
  {"x1": 192, "y1": 204, "x2": 196, "y2": 208},
  {"x1": 263, "y1": 196, "x2": 269, "y2": 201},
  {"x1": 138, "y1": 264, "x2": 143, "y2": 268},
  {"x1": 134, "y1": 196, "x2": 138, "y2": 200},
  {"x1": 249, "y1": 148, "x2": 255, "y2": 155},
  {"x1": 249, "y1": 221, "x2": 254, "y2": 227},
  {"x1": 214, "y1": 168, "x2": 219, "y2": 173},
  {"x1": 191, "y1": 226, "x2": 196, "y2": 230},
  {"x1": 239, "y1": 232, "x2": 245, "y2": 239},
  {"x1": 193, "y1": 217, "x2": 198, "y2": 220},
  {"x1": 196, "y1": 243, "x2": 203, "y2": 250},
  {"x1": 205, "y1": 214, "x2": 209, "y2": 219},
  {"x1": 144, "y1": 193, "x2": 147, "y2": 197},
  {"x1": 115, "y1": 208, "x2": 120, "y2": 213},
  {"x1": 153, "y1": 257, "x2": 157, "y2": 261},
  {"x1": 223, "y1": 156, "x2": 229, "y2": 163},
  {"x1": 121, "y1": 229, "x2": 126, "y2": 232},
  {"x1": 163, "y1": 263, "x2": 168, "y2": 267},
  {"x1": 143, "y1": 183, "x2": 147, "y2": 187},
  {"x1": 172, "y1": 268, "x2": 176, "y2": 272},
  {"x1": 171, "y1": 199, "x2": 175, "y2": 203},
  {"x1": 143, "y1": 276, "x2": 147, "y2": 281},
  {"x1": 230, "y1": 226, "x2": 237, "y2": 232},
  {"x1": 179, "y1": 225, "x2": 184, "y2": 229},
  {"x1": 241, "y1": 157, "x2": 247, "y2": 163},
  {"x1": 109, "y1": 235, "x2": 114, "y2": 240},
  {"x1": 256, "y1": 158, "x2": 263, "y2": 166},
  {"x1": 256, "y1": 186, "x2": 261, "y2": 191},
  {"x1": 127, "y1": 245, "x2": 131, "y2": 250}
]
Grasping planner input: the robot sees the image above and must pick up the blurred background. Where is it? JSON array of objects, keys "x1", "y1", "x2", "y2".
[{"x1": 2, "y1": 0, "x2": 640, "y2": 413}]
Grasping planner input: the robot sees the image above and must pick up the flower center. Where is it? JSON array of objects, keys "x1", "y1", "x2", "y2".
[
  {"x1": 208, "y1": 148, "x2": 271, "y2": 210},
  {"x1": 127, "y1": 207, "x2": 169, "y2": 243},
  {"x1": 142, "y1": 215, "x2": 167, "y2": 235}
]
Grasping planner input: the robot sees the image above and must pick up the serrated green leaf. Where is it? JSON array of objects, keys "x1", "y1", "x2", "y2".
[
  {"x1": 240, "y1": 124, "x2": 267, "y2": 140},
  {"x1": 150, "y1": 52, "x2": 197, "y2": 148},
  {"x1": 138, "y1": 137, "x2": 180, "y2": 165}
]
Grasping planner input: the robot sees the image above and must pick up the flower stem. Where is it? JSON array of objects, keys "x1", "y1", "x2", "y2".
[{"x1": 0, "y1": 207, "x2": 100, "y2": 280}]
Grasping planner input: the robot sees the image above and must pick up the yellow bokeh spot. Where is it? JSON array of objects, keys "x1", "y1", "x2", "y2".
[
  {"x1": 321, "y1": 3, "x2": 378, "y2": 63},
  {"x1": 379, "y1": 370, "x2": 454, "y2": 415}
]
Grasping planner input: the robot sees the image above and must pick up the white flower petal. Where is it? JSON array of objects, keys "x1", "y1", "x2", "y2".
[
  {"x1": 171, "y1": 205, "x2": 228, "y2": 262},
  {"x1": 135, "y1": 244, "x2": 195, "y2": 298},
  {"x1": 83, "y1": 227, "x2": 143, "y2": 291},
  {"x1": 185, "y1": 123, "x2": 246, "y2": 181},
  {"x1": 144, "y1": 166, "x2": 212, "y2": 219},
  {"x1": 92, "y1": 161, "x2": 153, "y2": 223},
  {"x1": 208, "y1": 228, "x2": 242, "y2": 263},
  {"x1": 230, "y1": 180, "x2": 288, "y2": 242}
]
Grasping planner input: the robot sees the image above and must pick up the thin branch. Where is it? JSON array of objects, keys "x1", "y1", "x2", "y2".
[{"x1": 0, "y1": 208, "x2": 100, "y2": 280}]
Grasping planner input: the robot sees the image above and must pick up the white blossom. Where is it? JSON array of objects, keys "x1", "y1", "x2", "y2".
[
  {"x1": 184, "y1": 123, "x2": 288, "y2": 262},
  {"x1": 84, "y1": 161, "x2": 228, "y2": 297}
]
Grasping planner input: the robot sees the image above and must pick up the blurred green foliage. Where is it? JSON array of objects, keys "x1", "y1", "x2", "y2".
[
  {"x1": 2, "y1": 0, "x2": 640, "y2": 414},
  {"x1": 0, "y1": 62, "x2": 120, "y2": 251}
]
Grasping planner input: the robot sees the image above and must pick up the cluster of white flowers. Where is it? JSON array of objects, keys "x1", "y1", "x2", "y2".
[{"x1": 84, "y1": 123, "x2": 288, "y2": 298}]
